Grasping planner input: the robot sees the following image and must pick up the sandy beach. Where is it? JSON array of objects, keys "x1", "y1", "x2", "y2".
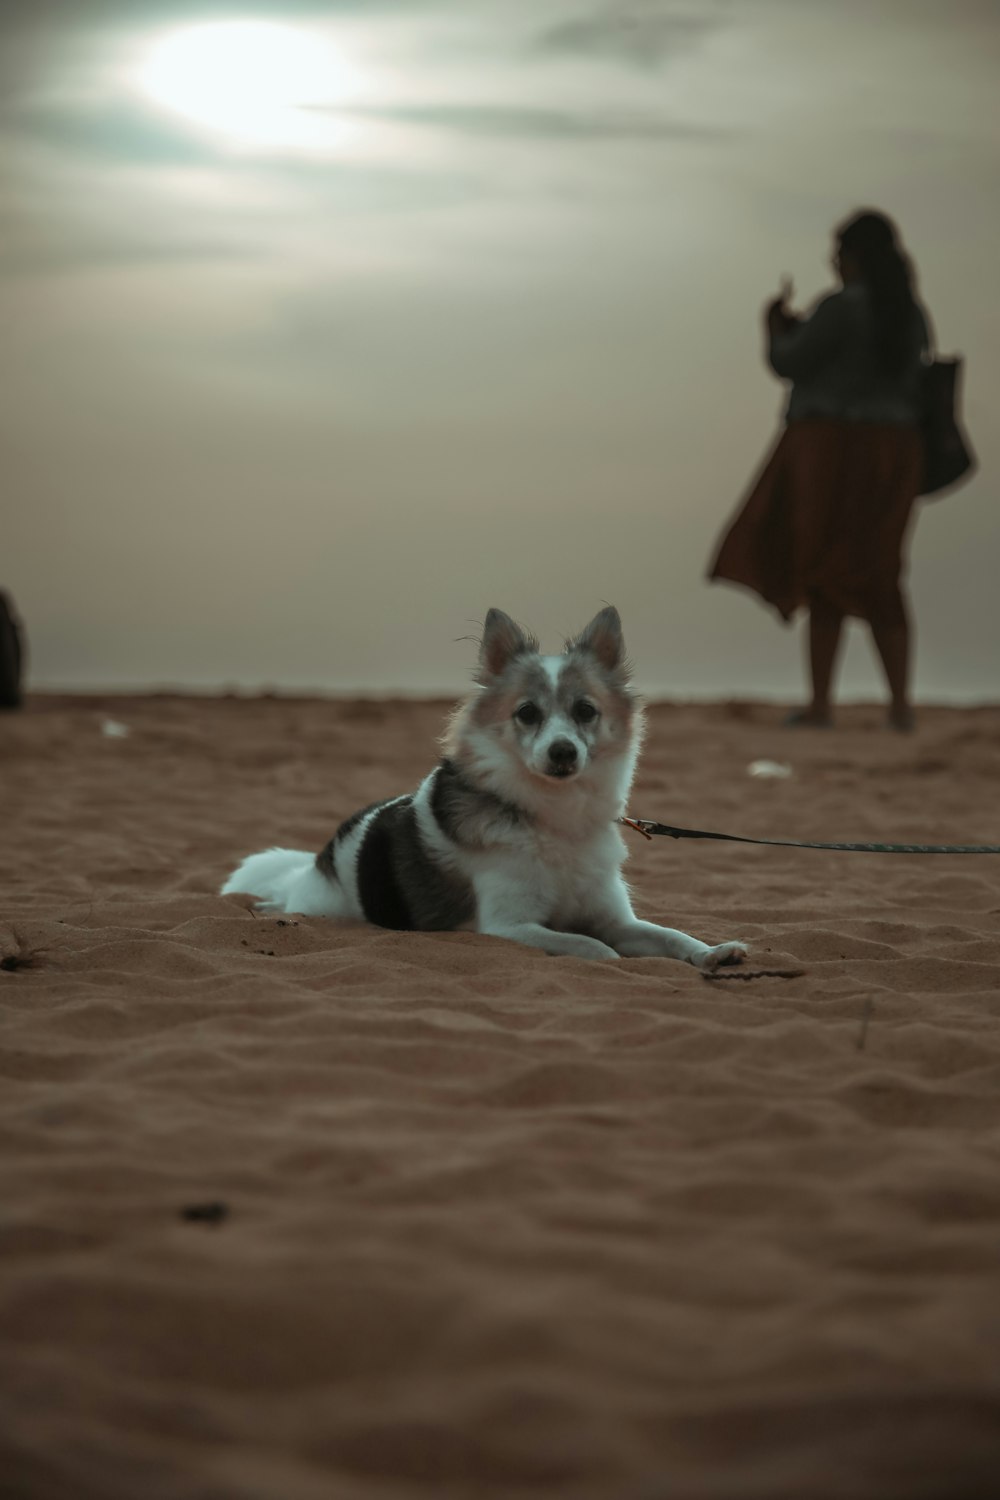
[{"x1": 2, "y1": 692, "x2": 1000, "y2": 1500}]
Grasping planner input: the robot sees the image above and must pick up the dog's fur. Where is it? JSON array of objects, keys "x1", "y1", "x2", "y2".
[{"x1": 221, "y1": 607, "x2": 747, "y2": 970}]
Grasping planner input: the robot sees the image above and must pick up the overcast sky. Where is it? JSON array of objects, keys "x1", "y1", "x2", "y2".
[{"x1": 3, "y1": 0, "x2": 997, "y2": 699}]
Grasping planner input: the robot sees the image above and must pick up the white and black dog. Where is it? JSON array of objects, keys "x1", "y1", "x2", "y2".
[{"x1": 222, "y1": 607, "x2": 747, "y2": 970}]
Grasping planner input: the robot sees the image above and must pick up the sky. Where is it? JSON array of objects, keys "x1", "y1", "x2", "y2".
[{"x1": 2, "y1": 0, "x2": 998, "y2": 700}]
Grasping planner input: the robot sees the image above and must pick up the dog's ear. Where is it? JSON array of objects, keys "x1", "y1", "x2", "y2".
[
  {"x1": 477, "y1": 609, "x2": 536, "y2": 682},
  {"x1": 568, "y1": 606, "x2": 627, "y2": 674}
]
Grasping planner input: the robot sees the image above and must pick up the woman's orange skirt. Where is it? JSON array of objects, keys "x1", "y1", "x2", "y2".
[{"x1": 708, "y1": 419, "x2": 924, "y2": 625}]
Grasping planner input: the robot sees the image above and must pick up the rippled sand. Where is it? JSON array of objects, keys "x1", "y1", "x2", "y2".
[{"x1": 3, "y1": 694, "x2": 1000, "y2": 1499}]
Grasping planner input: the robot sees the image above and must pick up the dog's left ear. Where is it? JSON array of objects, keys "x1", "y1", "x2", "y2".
[
  {"x1": 568, "y1": 606, "x2": 627, "y2": 674},
  {"x1": 477, "y1": 608, "x2": 538, "y2": 682}
]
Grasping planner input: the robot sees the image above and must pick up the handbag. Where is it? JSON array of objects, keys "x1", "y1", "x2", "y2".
[{"x1": 918, "y1": 354, "x2": 976, "y2": 497}]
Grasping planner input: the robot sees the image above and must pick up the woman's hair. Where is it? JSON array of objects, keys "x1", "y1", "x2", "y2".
[{"x1": 835, "y1": 209, "x2": 919, "y2": 374}]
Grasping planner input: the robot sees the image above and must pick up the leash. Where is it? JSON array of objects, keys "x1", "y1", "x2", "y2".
[{"x1": 619, "y1": 817, "x2": 1000, "y2": 855}]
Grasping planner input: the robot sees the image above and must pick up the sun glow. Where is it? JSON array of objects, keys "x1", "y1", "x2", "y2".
[{"x1": 137, "y1": 21, "x2": 356, "y2": 151}]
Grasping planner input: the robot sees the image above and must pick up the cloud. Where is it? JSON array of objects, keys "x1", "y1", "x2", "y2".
[
  {"x1": 0, "y1": 0, "x2": 410, "y2": 25},
  {"x1": 0, "y1": 107, "x2": 490, "y2": 277},
  {"x1": 535, "y1": 3, "x2": 722, "y2": 69},
  {"x1": 0, "y1": 0, "x2": 736, "y2": 282},
  {"x1": 3, "y1": 101, "x2": 217, "y2": 164},
  {"x1": 2, "y1": 89, "x2": 731, "y2": 180},
  {"x1": 336, "y1": 102, "x2": 731, "y2": 143}
]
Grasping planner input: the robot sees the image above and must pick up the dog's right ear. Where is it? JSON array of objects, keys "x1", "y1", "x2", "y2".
[{"x1": 477, "y1": 609, "x2": 537, "y2": 682}]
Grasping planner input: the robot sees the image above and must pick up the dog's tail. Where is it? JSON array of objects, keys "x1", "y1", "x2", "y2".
[{"x1": 221, "y1": 847, "x2": 347, "y2": 918}]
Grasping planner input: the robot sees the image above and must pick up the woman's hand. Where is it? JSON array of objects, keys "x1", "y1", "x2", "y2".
[{"x1": 765, "y1": 276, "x2": 798, "y2": 335}]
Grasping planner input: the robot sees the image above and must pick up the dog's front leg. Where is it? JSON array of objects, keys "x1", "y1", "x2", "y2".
[
  {"x1": 484, "y1": 920, "x2": 620, "y2": 960},
  {"x1": 589, "y1": 879, "x2": 747, "y2": 971},
  {"x1": 607, "y1": 918, "x2": 747, "y2": 971},
  {"x1": 475, "y1": 874, "x2": 619, "y2": 960}
]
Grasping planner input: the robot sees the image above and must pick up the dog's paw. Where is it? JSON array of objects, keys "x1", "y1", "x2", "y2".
[{"x1": 694, "y1": 941, "x2": 748, "y2": 973}]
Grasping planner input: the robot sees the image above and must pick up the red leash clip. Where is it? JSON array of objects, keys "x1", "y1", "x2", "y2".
[{"x1": 619, "y1": 816, "x2": 654, "y2": 841}]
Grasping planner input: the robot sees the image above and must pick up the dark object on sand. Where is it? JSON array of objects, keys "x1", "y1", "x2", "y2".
[
  {"x1": 180, "y1": 1201, "x2": 230, "y2": 1225},
  {"x1": 0, "y1": 590, "x2": 24, "y2": 709}
]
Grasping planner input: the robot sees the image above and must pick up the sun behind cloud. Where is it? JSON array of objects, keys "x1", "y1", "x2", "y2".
[{"x1": 136, "y1": 19, "x2": 357, "y2": 152}]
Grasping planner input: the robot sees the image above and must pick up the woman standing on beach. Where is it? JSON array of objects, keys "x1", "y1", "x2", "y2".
[{"x1": 709, "y1": 209, "x2": 931, "y2": 730}]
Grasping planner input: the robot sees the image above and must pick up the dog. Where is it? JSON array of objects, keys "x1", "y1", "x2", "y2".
[{"x1": 221, "y1": 606, "x2": 747, "y2": 970}]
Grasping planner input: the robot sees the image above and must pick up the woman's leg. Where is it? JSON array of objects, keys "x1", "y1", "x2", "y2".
[
  {"x1": 804, "y1": 593, "x2": 845, "y2": 723},
  {"x1": 870, "y1": 590, "x2": 913, "y2": 729}
]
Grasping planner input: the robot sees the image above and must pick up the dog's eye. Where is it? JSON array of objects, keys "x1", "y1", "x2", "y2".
[
  {"x1": 574, "y1": 700, "x2": 599, "y2": 724},
  {"x1": 514, "y1": 702, "x2": 542, "y2": 727}
]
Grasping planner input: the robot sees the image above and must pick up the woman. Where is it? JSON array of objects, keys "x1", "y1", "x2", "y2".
[{"x1": 709, "y1": 209, "x2": 930, "y2": 730}]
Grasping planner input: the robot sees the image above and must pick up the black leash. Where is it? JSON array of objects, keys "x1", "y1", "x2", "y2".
[{"x1": 620, "y1": 818, "x2": 1000, "y2": 856}]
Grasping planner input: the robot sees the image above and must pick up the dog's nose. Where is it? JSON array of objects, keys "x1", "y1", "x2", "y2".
[{"x1": 548, "y1": 739, "x2": 578, "y2": 768}]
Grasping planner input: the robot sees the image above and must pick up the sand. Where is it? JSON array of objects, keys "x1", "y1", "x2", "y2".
[{"x1": 2, "y1": 693, "x2": 1000, "y2": 1500}]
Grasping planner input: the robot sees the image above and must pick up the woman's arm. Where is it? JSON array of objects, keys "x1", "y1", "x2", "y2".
[
  {"x1": 767, "y1": 301, "x2": 800, "y2": 341},
  {"x1": 764, "y1": 276, "x2": 798, "y2": 343},
  {"x1": 767, "y1": 291, "x2": 848, "y2": 379}
]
